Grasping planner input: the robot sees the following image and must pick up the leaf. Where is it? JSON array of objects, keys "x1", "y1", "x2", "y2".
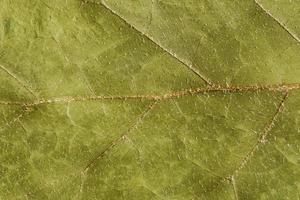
[
  {"x1": 255, "y1": 0, "x2": 300, "y2": 41},
  {"x1": 0, "y1": 0, "x2": 299, "y2": 199}
]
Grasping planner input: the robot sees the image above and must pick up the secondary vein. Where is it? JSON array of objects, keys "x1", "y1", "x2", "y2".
[
  {"x1": 84, "y1": 0, "x2": 213, "y2": 85},
  {"x1": 254, "y1": 0, "x2": 300, "y2": 44},
  {"x1": 0, "y1": 64, "x2": 38, "y2": 99}
]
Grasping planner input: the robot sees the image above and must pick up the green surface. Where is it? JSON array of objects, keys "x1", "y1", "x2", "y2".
[
  {"x1": 0, "y1": 0, "x2": 299, "y2": 199},
  {"x1": 257, "y1": 0, "x2": 300, "y2": 40}
]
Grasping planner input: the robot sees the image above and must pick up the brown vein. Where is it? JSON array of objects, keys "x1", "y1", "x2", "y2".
[
  {"x1": 83, "y1": 0, "x2": 213, "y2": 86},
  {"x1": 0, "y1": 83, "x2": 297, "y2": 107},
  {"x1": 233, "y1": 91, "x2": 288, "y2": 174},
  {"x1": 83, "y1": 100, "x2": 159, "y2": 173},
  {"x1": 255, "y1": 0, "x2": 300, "y2": 44},
  {"x1": 0, "y1": 64, "x2": 38, "y2": 98}
]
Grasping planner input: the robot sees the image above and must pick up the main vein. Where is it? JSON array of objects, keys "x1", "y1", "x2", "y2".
[{"x1": 1, "y1": 83, "x2": 299, "y2": 107}]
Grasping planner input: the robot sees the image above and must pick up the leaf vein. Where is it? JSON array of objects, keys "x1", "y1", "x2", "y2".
[
  {"x1": 83, "y1": 0, "x2": 213, "y2": 85},
  {"x1": 0, "y1": 64, "x2": 38, "y2": 99},
  {"x1": 82, "y1": 100, "x2": 159, "y2": 172},
  {"x1": 1, "y1": 83, "x2": 298, "y2": 107},
  {"x1": 255, "y1": 0, "x2": 300, "y2": 44},
  {"x1": 0, "y1": 108, "x2": 34, "y2": 133},
  {"x1": 233, "y1": 92, "x2": 288, "y2": 174}
]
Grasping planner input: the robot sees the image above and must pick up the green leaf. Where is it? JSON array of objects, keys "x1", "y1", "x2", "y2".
[{"x1": 0, "y1": 0, "x2": 299, "y2": 199}]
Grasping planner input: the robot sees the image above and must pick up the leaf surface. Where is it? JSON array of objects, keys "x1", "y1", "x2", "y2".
[{"x1": 0, "y1": 0, "x2": 299, "y2": 199}]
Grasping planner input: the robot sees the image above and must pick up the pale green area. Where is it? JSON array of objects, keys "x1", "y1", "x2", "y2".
[
  {"x1": 0, "y1": 0, "x2": 204, "y2": 99},
  {"x1": 0, "y1": 0, "x2": 299, "y2": 199}
]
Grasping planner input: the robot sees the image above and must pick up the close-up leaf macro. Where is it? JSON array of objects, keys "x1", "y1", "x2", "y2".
[{"x1": 0, "y1": 0, "x2": 300, "y2": 199}]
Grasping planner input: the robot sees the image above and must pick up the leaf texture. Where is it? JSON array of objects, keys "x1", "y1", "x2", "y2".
[{"x1": 0, "y1": 0, "x2": 299, "y2": 199}]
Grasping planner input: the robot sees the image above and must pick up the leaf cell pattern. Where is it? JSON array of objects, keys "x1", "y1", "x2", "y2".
[{"x1": 0, "y1": 0, "x2": 300, "y2": 199}]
